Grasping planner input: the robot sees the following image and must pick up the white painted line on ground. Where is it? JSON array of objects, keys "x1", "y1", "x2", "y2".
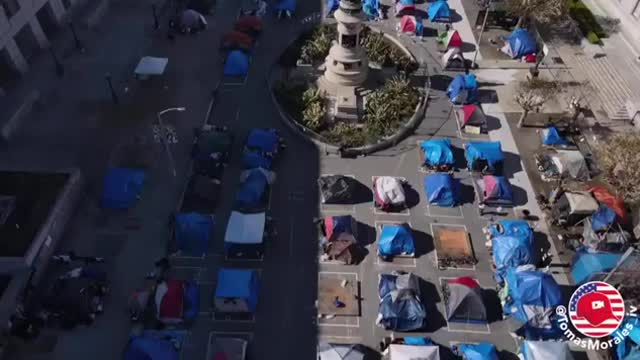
[
  {"x1": 429, "y1": 223, "x2": 476, "y2": 271},
  {"x1": 210, "y1": 313, "x2": 256, "y2": 323},
  {"x1": 425, "y1": 200, "x2": 464, "y2": 219},
  {"x1": 318, "y1": 317, "x2": 360, "y2": 328}
]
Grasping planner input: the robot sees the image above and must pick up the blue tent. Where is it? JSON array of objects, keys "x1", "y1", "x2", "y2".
[
  {"x1": 542, "y1": 126, "x2": 568, "y2": 146},
  {"x1": 183, "y1": 282, "x2": 200, "y2": 320},
  {"x1": 447, "y1": 74, "x2": 479, "y2": 104},
  {"x1": 378, "y1": 273, "x2": 426, "y2": 331},
  {"x1": 378, "y1": 224, "x2": 415, "y2": 257},
  {"x1": 420, "y1": 138, "x2": 454, "y2": 167},
  {"x1": 488, "y1": 219, "x2": 533, "y2": 240},
  {"x1": 424, "y1": 173, "x2": 457, "y2": 207},
  {"x1": 236, "y1": 168, "x2": 270, "y2": 207},
  {"x1": 247, "y1": 128, "x2": 279, "y2": 153},
  {"x1": 101, "y1": 168, "x2": 146, "y2": 209},
  {"x1": 465, "y1": 141, "x2": 504, "y2": 172},
  {"x1": 504, "y1": 269, "x2": 563, "y2": 325},
  {"x1": 458, "y1": 343, "x2": 499, "y2": 360},
  {"x1": 507, "y1": 29, "x2": 537, "y2": 59},
  {"x1": 223, "y1": 50, "x2": 249, "y2": 76},
  {"x1": 483, "y1": 176, "x2": 513, "y2": 203},
  {"x1": 124, "y1": 336, "x2": 179, "y2": 360},
  {"x1": 404, "y1": 337, "x2": 433, "y2": 346},
  {"x1": 363, "y1": 0, "x2": 381, "y2": 19},
  {"x1": 492, "y1": 235, "x2": 534, "y2": 282},
  {"x1": 327, "y1": 0, "x2": 339, "y2": 15},
  {"x1": 591, "y1": 206, "x2": 617, "y2": 232},
  {"x1": 215, "y1": 268, "x2": 260, "y2": 312},
  {"x1": 571, "y1": 250, "x2": 622, "y2": 285},
  {"x1": 275, "y1": 0, "x2": 296, "y2": 12},
  {"x1": 174, "y1": 213, "x2": 213, "y2": 257},
  {"x1": 243, "y1": 151, "x2": 272, "y2": 169},
  {"x1": 427, "y1": 0, "x2": 450, "y2": 22}
]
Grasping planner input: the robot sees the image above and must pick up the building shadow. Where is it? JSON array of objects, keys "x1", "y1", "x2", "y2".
[{"x1": 419, "y1": 279, "x2": 448, "y2": 332}]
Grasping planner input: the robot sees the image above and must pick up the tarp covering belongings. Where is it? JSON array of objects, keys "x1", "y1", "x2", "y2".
[
  {"x1": 377, "y1": 272, "x2": 426, "y2": 331},
  {"x1": 395, "y1": 0, "x2": 415, "y2": 16},
  {"x1": 207, "y1": 337, "x2": 247, "y2": 360},
  {"x1": 224, "y1": 211, "x2": 266, "y2": 259},
  {"x1": 223, "y1": 50, "x2": 250, "y2": 76},
  {"x1": 521, "y1": 340, "x2": 573, "y2": 360},
  {"x1": 174, "y1": 213, "x2": 213, "y2": 257},
  {"x1": 236, "y1": 168, "x2": 275, "y2": 209},
  {"x1": 321, "y1": 215, "x2": 359, "y2": 264},
  {"x1": 101, "y1": 168, "x2": 146, "y2": 209},
  {"x1": 378, "y1": 224, "x2": 416, "y2": 257},
  {"x1": 428, "y1": 0, "x2": 450, "y2": 22},
  {"x1": 482, "y1": 175, "x2": 512, "y2": 203},
  {"x1": 445, "y1": 277, "x2": 487, "y2": 323},
  {"x1": 588, "y1": 186, "x2": 628, "y2": 223},
  {"x1": 242, "y1": 151, "x2": 272, "y2": 170},
  {"x1": 246, "y1": 128, "x2": 279, "y2": 154},
  {"x1": 274, "y1": 0, "x2": 296, "y2": 12},
  {"x1": 154, "y1": 280, "x2": 199, "y2": 324},
  {"x1": 502, "y1": 268, "x2": 562, "y2": 334},
  {"x1": 373, "y1": 176, "x2": 406, "y2": 210},
  {"x1": 214, "y1": 268, "x2": 259, "y2": 313},
  {"x1": 547, "y1": 150, "x2": 589, "y2": 180},
  {"x1": 571, "y1": 250, "x2": 622, "y2": 285},
  {"x1": 552, "y1": 191, "x2": 599, "y2": 226},
  {"x1": 456, "y1": 104, "x2": 486, "y2": 131},
  {"x1": 222, "y1": 31, "x2": 254, "y2": 51},
  {"x1": 488, "y1": 219, "x2": 533, "y2": 240},
  {"x1": 387, "y1": 344, "x2": 440, "y2": 360},
  {"x1": 424, "y1": 173, "x2": 457, "y2": 207},
  {"x1": 457, "y1": 342, "x2": 499, "y2": 360},
  {"x1": 503, "y1": 29, "x2": 537, "y2": 59},
  {"x1": 317, "y1": 342, "x2": 366, "y2": 360},
  {"x1": 234, "y1": 16, "x2": 263, "y2": 35},
  {"x1": 591, "y1": 206, "x2": 617, "y2": 232},
  {"x1": 614, "y1": 317, "x2": 640, "y2": 359},
  {"x1": 541, "y1": 127, "x2": 568, "y2": 146},
  {"x1": 363, "y1": 0, "x2": 381, "y2": 19},
  {"x1": 465, "y1": 141, "x2": 504, "y2": 173},
  {"x1": 448, "y1": 75, "x2": 479, "y2": 104},
  {"x1": 582, "y1": 217, "x2": 629, "y2": 252},
  {"x1": 319, "y1": 175, "x2": 368, "y2": 204},
  {"x1": 438, "y1": 29, "x2": 463, "y2": 49},
  {"x1": 420, "y1": 139, "x2": 454, "y2": 168},
  {"x1": 492, "y1": 235, "x2": 534, "y2": 282},
  {"x1": 124, "y1": 331, "x2": 186, "y2": 360},
  {"x1": 442, "y1": 47, "x2": 466, "y2": 69},
  {"x1": 399, "y1": 15, "x2": 418, "y2": 34}
]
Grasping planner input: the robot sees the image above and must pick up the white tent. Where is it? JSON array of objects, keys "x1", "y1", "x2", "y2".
[
  {"x1": 522, "y1": 341, "x2": 573, "y2": 360},
  {"x1": 387, "y1": 344, "x2": 440, "y2": 360},
  {"x1": 550, "y1": 150, "x2": 589, "y2": 180},
  {"x1": 565, "y1": 191, "x2": 599, "y2": 215},
  {"x1": 318, "y1": 342, "x2": 366, "y2": 360},
  {"x1": 224, "y1": 211, "x2": 266, "y2": 245}
]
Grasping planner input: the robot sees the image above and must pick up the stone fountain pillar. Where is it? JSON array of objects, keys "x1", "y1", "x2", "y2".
[{"x1": 323, "y1": 0, "x2": 369, "y2": 87}]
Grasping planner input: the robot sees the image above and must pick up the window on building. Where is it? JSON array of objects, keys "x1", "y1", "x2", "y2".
[
  {"x1": 633, "y1": 0, "x2": 640, "y2": 18},
  {"x1": 1, "y1": 0, "x2": 20, "y2": 18}
]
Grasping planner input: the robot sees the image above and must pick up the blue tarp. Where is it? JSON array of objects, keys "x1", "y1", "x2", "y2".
[
  {"x1": 236, "y1": 169, "x2": 269, "y2": 207},
  {"x1": 329, "y1": 215, "x2": 354, "y2": 235},
  {"x1": 224, "y1": 50, "x2": 249, "y2": 76},
  {"x1": 615, "y1": 317, "x2": 640, "y2": 360},
  {"x1": 183, "y1": 281, "x2": 200, "y2": 321},
  {"x1": 243, "y1": 151, "x2": 272, "y2": 169},
  {"x1": 247, "y1": 128, "x2": 278, "y2": 153},
  {"x1": 465, "y1": 141, "x2": 504, "y2": 171},
  {"x1": 591, "y1": 206, "x2": 617, "y2": 232},
  {"x1": 485, "y1": 176, "x2": 513, "y2": 202},
  {"x1": 488, "y1": 219, "x2": 533, "y2": 240},
  {"x1": 427, "y1": 0, "x2": 450, "y2": 22},
  {"x1": 447, "y1": 74, "x2": 479, "y2": 104},
  {"x1": 404, "y1": 337, "x2": 432, "y2": 346},
  {"x1": 275, "y1": 0, "x2": 296, "y2": 11},
  {"x1": 424, "y1": 173, "x2": 457, "y2": 207},
  {"x1": 101, "y1": 168, "x2": 146, "y2": 209},
  {"x1": 505, "y1": 269, "x2": 563, "y2": 324},
  {"x1": 175, "y1": 213, "x2": 213, "y2": 257},
  {"x1": 420, "y1": 138, "x2": 454, "y2": 166},
  {"x1": 124, "y1": 336, "x2": 179, "y2": 360},
  {"x1": 363, "y1": 0, "x2": 380, "y2": 18},
  {"x1": 492, "y1": 235, "x2": 534, "y2": 281},
  {"x1": 458, "y1": 343, "x2": 499, "y2": 360},
  {"x1": 378, "y1": 273, "x2": 426, "y2": 331},
  {"x1": 215, "y1": 268, "x2": 260, "y2": 312},
  {"x1": 327, "y1": 0, "x2": 339, "y2": 15},
  {"x1": 399, "y1": 0, "x2": 414, "y2": 4},
  {"x1": 521, "y1": 341, "x2": 571, "y2": 360},
  {"x1": 542, "y1": 127, "x2": 568, "y2": 146},
  {"x1": 508, "y1": 29, "x2": 537, "y2": 59},
  {"x1": 378, "y1": 224, "x2": 415, "y2": 256},
  {"x1": 571, "y1": 250, "x2": 622, "y2": 285}
]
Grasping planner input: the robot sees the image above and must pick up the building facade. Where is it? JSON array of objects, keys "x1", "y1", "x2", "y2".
[{"x1": 0, "y1": 0, "x2": 77, "y2": 89}]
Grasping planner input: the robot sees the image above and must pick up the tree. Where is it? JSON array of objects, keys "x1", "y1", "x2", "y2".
[
  {"x1": 596, "y1": 133, "x2": 640, "y2": 204},
  {"x1": 505, "y1": 0, "x2": 568, "y2": 28},
  {"x1": 514, "y1": 78, "x2": 559, "y2": 128}
]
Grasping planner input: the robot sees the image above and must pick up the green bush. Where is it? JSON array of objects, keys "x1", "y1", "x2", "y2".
[
  {"x1": 567, "y1": 0, "x2": 607, "y2": 39},
  {"x1": 365, "y1": 76, "x2": 420, "y2": 137},
  {"x1": 300, "y1": 25, "x2": 337, "y2": 63},
  {"x1": 301, "y1": 87, "x2": 326, "y2": 131},
  {"x1": 360, "y1": 28, "x2": 393, "y2": 66},
  {"x1": 586, "y1": 31, "x2": 601, "y2": 44},
  {"x1": 323, "y1": 123, "x2": 368, "y2": 147}
]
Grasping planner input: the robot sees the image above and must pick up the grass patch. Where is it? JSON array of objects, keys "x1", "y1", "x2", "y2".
[{"x1": 566, "y1": 0, "x2": 606, "y2": 43}]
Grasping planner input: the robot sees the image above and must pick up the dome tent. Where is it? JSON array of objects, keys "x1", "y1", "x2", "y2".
[
  {"x1": 427, "y1": 0, "x2": 450, "y2": 22},
  {"x1": 378, "y1": 224, "x2": 415, "y2": 257},
  {"x1": 424, "y1": 173, "x2": 457, "y2": 207},
  {"x1": 223, "y1": 50, "x2": 250, "y2": 76},
  {"x1": 445, "y1": 277, "x2": 487, "y2": 323}
]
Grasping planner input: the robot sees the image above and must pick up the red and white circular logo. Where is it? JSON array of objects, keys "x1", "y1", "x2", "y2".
[{"x1": 568, "y1": 281, "x2": 625, "y2": 338}]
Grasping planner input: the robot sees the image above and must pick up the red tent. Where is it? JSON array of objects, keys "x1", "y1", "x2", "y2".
[
  {"x1": 448, "y1": 276, "x2": 480, "y2": 289},
  {"x1": 156, "y1": 280, "x2": 184, "y2": 322},
  {"x1": 222, "y1": 31, "x2": 254, "y2": 50},
  {"x1": 444, "y1": 30, "x2": 463, "y2": 48},
  {"x1": 234, "y1": 16, "x2": 263, "y2": 34},
  {"x1": 588, "y1": 186, "x2": 628, "y2": 223},
  {"x1": 399, "y1": 15, "x2": 417, "y2": 34},
  {"x1": 456, "y1": 104, "x2": 486, "y2": 127}
]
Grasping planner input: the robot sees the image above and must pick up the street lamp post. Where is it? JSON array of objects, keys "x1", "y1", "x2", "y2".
[
  {"x1": 157, "y1": 107, "x2": 186, "y2": 177},
  {"x1": 152, "y1": 4, "x2": 159, "y2": 30},
  {"x1": 49, "y1": 47, "x2": 64, "y2": 76},
  {"x1": 104, "y1": 73, "x2": 119, "y2": 104},
  {"x1": 69, "y1": 22, "x2": 85, "y2": 53},
  {"x1": 472, "y1": 0, "x2": 492, "y2": 69}
]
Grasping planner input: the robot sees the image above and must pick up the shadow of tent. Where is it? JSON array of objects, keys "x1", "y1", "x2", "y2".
[
  {"x1": 429, "y1": 74, "x2": 454, "y2": 91},
  {"x1": 509, "y1": 184, "x2": 528, "y2": 207},
  {"x1": 448, "y1": 10, "x2": 464, "y2": 23},
  {"x1": 481, "y1": 288, "x2": 504, "y2": 323},
  {"x1": 358, "y1": 221, "x2": 377, "y2": 247},
  {"x1": 351, "y1": 180, "x2": 374, "y2": 204},
  {"x1": 478, "y1": 89, "x2": 499, "y2": 104},
  {"x1": 457, "y1": 180, "x2": 476, "y2": 206},
  {"x1": 501, "y1": 151, "x2": 524, "y2": 178},
  {"x1": 451, "y1": 144, "x2": 468, "y2": 170},
  {"x1": 411, "y1": 228, "x2": 434, "y2": 257},
  {"x1": 483, "y1": 113, "x2": 502, "y2": 130},
  {"x1": 403, "y1": 184, "x2": 421, "y2": 209},
  {"x1": 460, "y1": 41, "x2": 476, "y2": 53},
  {"x1": 419, "y1": 278, "x2": 448, "y2": 332},
  {"x1": 499, "y1": 350, "x2": 521, "y2": 360}
]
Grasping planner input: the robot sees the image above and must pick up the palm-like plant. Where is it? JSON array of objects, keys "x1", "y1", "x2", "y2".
[{"x1": 365, "y1": 77, "x2": 419, "y2": 137}]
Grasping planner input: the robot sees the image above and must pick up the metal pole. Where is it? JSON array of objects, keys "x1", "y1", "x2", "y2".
[
  {"x1": 104, "y1": 73, "x2": 119, "y2": 104},
  {"x1": 49, "y1": 47, "x2": 64, "y2": 76},
  {"x1": 152, "y1": 4, "x2": 159, "y2": 30},
  {"x1": 156, "y1": 107, "x2": 185, "y2": 177},
  {"x1": 472, "y1": 0, "x2": 491, "y2": 69},
  {"x1": 69, "y1": 22, "x2": 85, "y2": 53}
]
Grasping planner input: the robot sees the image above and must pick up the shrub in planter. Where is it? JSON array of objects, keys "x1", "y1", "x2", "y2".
[
  {"x1": 567, "y1": 0, "x2": 607, "y2": 39},
  {"x1": 300, "y1": 25, "x2": 337, "y2": 64},
  {"x1": 301, "y1": 87, "x2": 326, "y2": 131},
  {"x1": 360, "y1": 28, "x2": 393, "y2": 66},
  {"x1": 324, "y1": 122, "x2": 368, "y2": 147},
  {"x1": 365, "y1": 77, "x2": 420, "y2": 137}
]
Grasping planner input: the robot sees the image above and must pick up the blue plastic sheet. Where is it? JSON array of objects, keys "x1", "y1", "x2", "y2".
[
  {"x1": 465, "y1": 141, "x2": 504, "y2": 170},
  {"x1": 224, "y1": 50, "x2": 249, "y2": 76},
  {"x1": 508, "y1": 29, "x2": 537, "y2": 59},
  {"x1": 492, "y1": 235, "x2": 534, "y2": 281},
  {"x1": 274, "y1": 0, "x2": 296, "y2": 12},
  {"x1": 424, "y1": 173, "x2": 457, "y2": 207},
  {"x1": 505, "y1": 269, "x2": 562, "y2": 324},
  {"x1": 243, "y1": 151, "x2": 272, "y2": 169},
  {"x1": 327, "y1": 0, "x2": 339, "y2": 15},
  {"x1": 447, "y1": 75, "x2": 466, "y2": 103},
  {"x1": 488, "y1": 219, "x2": 532, "y2": 240},
  {"x1": 215, "y1": 268, "x2": 260, "y2": 312},
  {"x1": 420, "y1": 138, "x2": 454, "y2": 166},
  {"x1": 571, "y1": 250, "x2": 622, "y2": 285},
  {"x1": 247, "y1": 128, "x2": 278, "y2": 153},
  {"x1": 124, "y1": 336, "x2": 179, "y2": 360},
  {"x1": 378, "y1": 224, "x2": 415, "y2": 256},
  {"x1": 458, "y1": 343, "x2": 499, "y2": 360},
  {"x1": 236, "y1": 169, "x2": 269, "y2": 207},
  {"x1": 183, "y1": 281, "x2": 200, "y2": 321},
  {"x1": 591, "y1": 206, "x2": 617, "y2": 232},
  {"x1": 404, "y1": 337, "x2": 432, "y2": 346},
  {"x1": 427, "y1": 0, "x2": 450, "y2": 22},
  {"x1": 175, "y1": 213, "x2": 212, "y2": 257},
  {"x1": 542, "y1": 126, "x2": 568, "y2": 146},
  {"x1": 101, "y1": 168, "x2": 146, "y2": 209}
]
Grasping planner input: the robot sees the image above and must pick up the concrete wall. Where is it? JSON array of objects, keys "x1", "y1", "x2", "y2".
[{"x1": 589, "y1": 0, "x2": 640, "y2": 54}]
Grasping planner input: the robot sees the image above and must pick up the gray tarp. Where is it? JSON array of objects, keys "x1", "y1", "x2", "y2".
[
  {"x1": 565, "y1": 192, "x2": 599, "y2": 215},
  {"x1": 388, "y1": 344, "x2": 440, "y2": 360},
  {"x1": 550, "y1": 150, "x2": 589, "y2": 180},
  {"x1": 522, "y1": 341, "x2": 573, "y2": 360},
  {"x1": 207, "y1": 337, "x2": 247, "y2": 360},
  {"x1": 318, "y1": 343, "x2": 365, "y2": 360},
  {"x1": 377, "y1": 273, "x2": 426, "y2": 331}
]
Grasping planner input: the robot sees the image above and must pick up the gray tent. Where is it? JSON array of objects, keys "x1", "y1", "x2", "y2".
[
  {"x1": 582, "y1": 218, "x2": 630, "y2": 252},
  {"x1": 445, "y1": 277, "x2": 487, "y2": 323},
  {"x1": 442, "y1": 47, "x2": 466, "y2": 70},
  {"x1": 207, "y1": 337, "x2": 247, "y2": 360},
  {"x1": 552, "y1": 191, "x2": 599, "y2": 226},
  {"x1": 318, "y1": 342, "x2": 365, "y2": 360},
  {"x1": 549, "y1": 150, "x2": 589, "y2": 180},
  {"x1": 521, "y1": 341, "x2": 573, "y2": 360},
  {"x1": 386, "y1": 344, "x2": 440, "y2": 360}
]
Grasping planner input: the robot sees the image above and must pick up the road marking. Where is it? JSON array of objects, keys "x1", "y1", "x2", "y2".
[{"x1": 318, "y1": 317, "x2": 360, "y2": 328}]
